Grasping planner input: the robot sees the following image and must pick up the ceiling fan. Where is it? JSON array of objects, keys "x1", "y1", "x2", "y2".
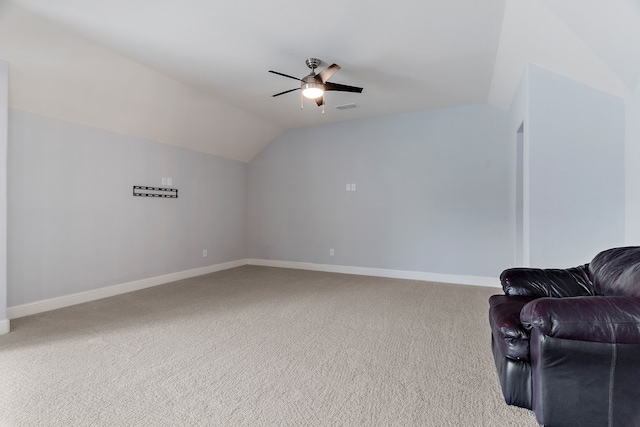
[{"x1": 269, "y1": 58, "x2": 363, "y2": 108}]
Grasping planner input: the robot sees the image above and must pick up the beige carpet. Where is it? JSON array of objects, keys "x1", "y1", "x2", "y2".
[{"x1": 0, "y1": 266, "x2": 537, "y2": 426}]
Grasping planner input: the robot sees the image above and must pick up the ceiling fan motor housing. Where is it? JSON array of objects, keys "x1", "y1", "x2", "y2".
[{"x1": 302, "y1": 74, "x2": 322, "y2": 84}]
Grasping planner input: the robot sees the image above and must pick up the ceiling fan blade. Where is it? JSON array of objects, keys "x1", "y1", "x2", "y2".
[
  {"x1": 317, "y1": 64, "x2": 341, "y2": 83},
  {"x1": 272, "y1": 88, "x2": 300, "y2": 97},
  {"x1": 324, "y1": 82, "x2": 363, "y2": 93},
  {"x1": 315, "y1": 96, "x2": 324, "y2": 107},
  {"x1": 269, "y1": 70, "x2": 302, "y2": 81}
]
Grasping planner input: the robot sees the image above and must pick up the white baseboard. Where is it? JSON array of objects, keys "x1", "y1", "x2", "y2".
[
  {"x1": 7, "y1": 259, "x2": 248, "y2": 320},
  {"x1": 7, "y1": 258, "x2": 499, "y2": 320},
  {"x1": 247, "y1": 259, "x2": 500, "y2": 288},
  {"x1": 0, "y1": 318, "x2": 9, "y2": 335}
]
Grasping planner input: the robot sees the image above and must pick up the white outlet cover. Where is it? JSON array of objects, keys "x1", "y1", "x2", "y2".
[
  {"x1": 346, "y1": 184, "x2": 351, "y2": 191},
  {"x1": 162, "y1": 177, "x2": 167, "y2": 185},
  {"x1": 351, "y1": 183, "x2": 356, "y2": 191},
  {"x1": 167, "y1": 177, "x2": 173, "y2": 186}
]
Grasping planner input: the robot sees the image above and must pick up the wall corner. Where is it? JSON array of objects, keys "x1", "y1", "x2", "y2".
[{"x1": 0, "y1": 318, "x2": 9, "y2": 335}]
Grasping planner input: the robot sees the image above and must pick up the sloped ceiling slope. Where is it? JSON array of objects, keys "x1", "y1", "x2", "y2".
[
  {"x1": 0, "y1": 2, "x2": 282, "y2": 162},
  {"x1": 1, "y1": 0, "x2": 640, "y2": 162}
]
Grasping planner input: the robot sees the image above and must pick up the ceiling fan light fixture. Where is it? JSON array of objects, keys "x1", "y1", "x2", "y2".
[{"x1": 301, "y1": 82, "x2": 324, "y2": 99}]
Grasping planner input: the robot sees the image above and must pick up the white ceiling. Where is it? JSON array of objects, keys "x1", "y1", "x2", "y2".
[{"x1": 3, "y1": 0, "x2": 640, "y2": 158}]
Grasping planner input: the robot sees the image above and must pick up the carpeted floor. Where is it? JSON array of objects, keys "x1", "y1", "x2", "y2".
[{"x1": 0, "y1": 266, "x2": 538, "y2": 426}]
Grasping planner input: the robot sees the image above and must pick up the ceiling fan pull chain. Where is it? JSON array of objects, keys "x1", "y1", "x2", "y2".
[
  {"x1": 322, "y1": 101, "x2": 325, "y2": 114},
  {"x1": 300, "y1": 91, "x2": 303, "y2": 109}
]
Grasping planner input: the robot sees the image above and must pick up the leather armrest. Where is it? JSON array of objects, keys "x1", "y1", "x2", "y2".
[
  {"x1": 520, "y1": 296, "x2": 640, "y2": 344},
  {"x1": 500, "y1": 265, "x2": 594, "y2": 298},
  {"x1": 489, "y1": 295, "x2": 537, "y2": 361}
]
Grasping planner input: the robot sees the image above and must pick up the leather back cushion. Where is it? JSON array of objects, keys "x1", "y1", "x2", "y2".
[
  {"x1": 500, "y1": 265, "x2": 594, "y2": 298},
  {"x1": 590, "y1": 246, "x2": 640, "y2": 297}
]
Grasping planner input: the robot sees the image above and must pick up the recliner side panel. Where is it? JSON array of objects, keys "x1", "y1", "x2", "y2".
[
  {"x1": 610, "y1": 343, "x2": 640, "y2": 426},
  {"x1": 530, "y1": 331, "x2": 640, "y2": 426},
  {"x1": 491, "y1": 335, "x2": 532, "y2": 409}
]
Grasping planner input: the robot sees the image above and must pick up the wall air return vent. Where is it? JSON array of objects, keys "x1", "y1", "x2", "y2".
[{"x1": 335, "y1": 103, "x2": 358, "y2": 110}]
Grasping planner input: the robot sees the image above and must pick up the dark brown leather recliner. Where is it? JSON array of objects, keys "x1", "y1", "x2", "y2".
[{"x1": 489, "y1": 247, "x2": 640, "y2": 426}]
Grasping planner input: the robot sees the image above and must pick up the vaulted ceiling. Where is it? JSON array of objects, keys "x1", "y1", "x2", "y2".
[{"x1": 1, "y1": 0, "x2": 639, "y2": 161}]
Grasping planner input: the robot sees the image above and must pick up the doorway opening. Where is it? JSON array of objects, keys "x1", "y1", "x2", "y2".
[{"x1": 515, "y1": 123, "x2": 524, "y2": 266}]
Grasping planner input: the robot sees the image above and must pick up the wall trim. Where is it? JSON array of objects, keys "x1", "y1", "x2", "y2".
[
  {"x1": 0, "y1": 318, "x2": 9, "y2": 335},
  {"x1": 247, "y1": 259, "x2": 500, "y2": 288},
  {"x1": 7, "y1": 258, "x2": 500, "y2": 321},
  {"x1": 7, "y1": 259, "x2": 248, "y2": 319}
]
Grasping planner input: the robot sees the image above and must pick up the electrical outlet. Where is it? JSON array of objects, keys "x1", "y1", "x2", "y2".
[
  {"x1": 167, "y1": 177, "x2": 172, "y2": 186},
  {"x1": 351, "y1": 183, "x2": 356, "y2": 191},
  {"x1": 162, "y1": 177, "x2": 167, "y2": 186},
  {"x1": 330, "y1": 248, "x2": 335, "y2": 256},
  {"x1": 346, "y1": 184, "x2": 351, "y2": 191},
  {"x1": 202, "y1": 250, "x2": 207, "y2": 257}
]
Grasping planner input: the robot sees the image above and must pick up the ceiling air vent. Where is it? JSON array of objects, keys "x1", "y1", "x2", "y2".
[{"x1": 335, "y1": 103, "x2": 358, "y2": 110}]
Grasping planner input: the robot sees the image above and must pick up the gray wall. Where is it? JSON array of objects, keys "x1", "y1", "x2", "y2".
[
  {"x1": 526, "y1": 65, "x2": 626, "y2": 267},
  {"x1": 7, "y1": 65, "x2": 630, "y2": 309},
  {"x1": 247, "y1": 105, "x2": 511, "y2": 278},
  {"x1": 8, "y1": 110, "x2": 247, "y2": 306},
  {"x1": 0, "y1": 61, "x2": 7, "y2": 323}
]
